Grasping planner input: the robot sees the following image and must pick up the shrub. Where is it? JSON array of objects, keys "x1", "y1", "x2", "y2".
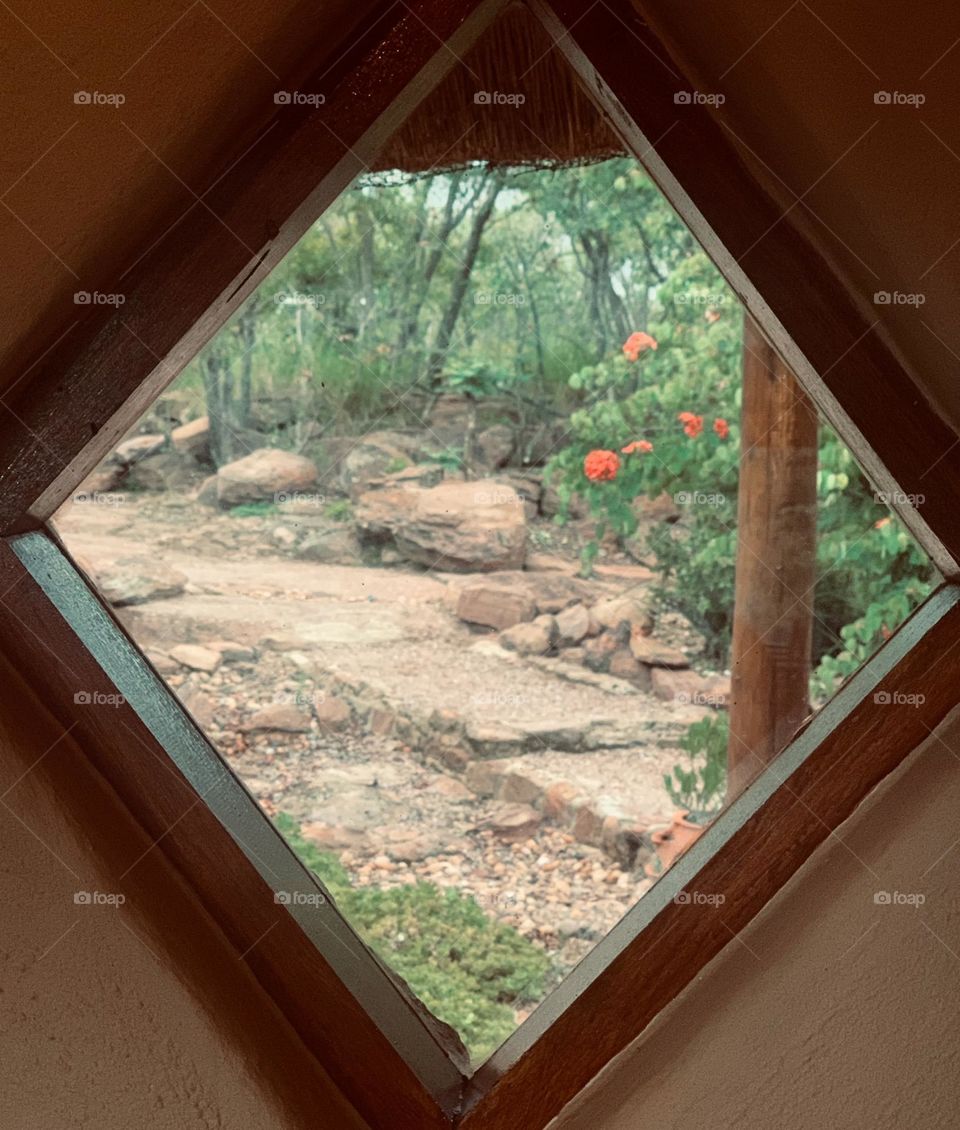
[
  {"x1": 275, "y1": 814, "x2": 551, "y2": 1062},
  {"x1": 664, "y1": 714, "x2": 729, "y2": 823}
]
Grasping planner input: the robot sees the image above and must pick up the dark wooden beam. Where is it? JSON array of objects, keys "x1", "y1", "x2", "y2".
[
  {"x1": 0, "y1": 0, "x2": 508, "y2": 534},
  {"x1": 2, "y1": 531, "x2": 464, "y2": 1127},
  {"x1": 530, "y1": 0, "x2": 959, "y2": 578},
  {"x1": 461, "y1": 583, "x2": 960, "y2": 1128}
]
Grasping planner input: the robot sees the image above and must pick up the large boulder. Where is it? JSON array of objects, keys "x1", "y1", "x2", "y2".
[
  {"x1": 113, "y1": 434, "x2": 166, "y2": 465},
  {"x1": 216, "y1": 448, "x2": 318, "y2": 508},
  {"x1": 457, "y1": 580, "x2": 537, "y2": 630},
  {"x1": 340, "y1": 431, "x2": 425, "y2": 499},
  {"x1": 355, "y1": 479, "x2": 527, "y2": 572}
]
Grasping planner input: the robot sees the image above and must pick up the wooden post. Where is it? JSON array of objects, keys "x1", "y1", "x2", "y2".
[{"x1": 727, "y1": 316, "x2": 819, "y2": 800}]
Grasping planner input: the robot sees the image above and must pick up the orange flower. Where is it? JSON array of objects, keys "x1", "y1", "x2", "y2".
[
  {"x1": 705, "y1": 309, "x2": 721, "y2": 324},
  {"x1": 584, "y1": 449, "x2": 620, "y2": 482},
  {"x1": 622, "y1": 331, "x2": 659, "y2": 362},
  {"x1": 622, "y1": 439, "x2": 654, "y2": 454},
  {"x1": 874, "y1": 516, "x2": 892, "y2": 529},
  {"x1": 713, "y1": 417, "x2": 730, "y2": 440},
  {"x1": 678, "y1": 411, "x2": 703, "y2": 438}
]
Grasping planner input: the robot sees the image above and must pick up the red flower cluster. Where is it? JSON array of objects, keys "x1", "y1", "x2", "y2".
[
  {"x1": 713, "y1": 417, "x2": 730, "y2": 440},
  {"x1": 678, "y1": 411, "x2": 704, "y2": 439},
  {"x1": 622, "y1": 331, "x2": 658, "y2": 362},
  {"x1": 583, "y1": 449, "x2": 620, "y2": 482},
  {"x1": 622, "y1": 439, "x2": 654, "y2": 454}
]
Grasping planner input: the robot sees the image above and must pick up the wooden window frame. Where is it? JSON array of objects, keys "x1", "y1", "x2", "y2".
[{"x1": 2, "y1": 1, "x2": 958, "y2": 1127}]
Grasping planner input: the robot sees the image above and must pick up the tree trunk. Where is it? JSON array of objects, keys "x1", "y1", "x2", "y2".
[
  {"x1": 426, "y1": 169, "x2": 505, "y2": 382},
  {"x1": 727, "y1": 315, "x2": 819, "y2": 800}
]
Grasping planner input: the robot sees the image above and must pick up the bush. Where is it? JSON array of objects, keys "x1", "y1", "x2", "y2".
[
  {"x1": 547, "y1": 271, "x2": 934, "y2": 684},
  {"x1": 275, "y1": 814, "x2": 551, "y2": 1062},
  {"x1": 664, "y1": 714, "x2": 729, "y2": 823}
]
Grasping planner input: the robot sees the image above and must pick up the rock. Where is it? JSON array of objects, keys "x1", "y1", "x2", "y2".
[
  {"x1": 364, "y1": 464, "x2": 444, "y2": 492},
  {"x1": 591, "y1": 595, "x2": 654, "y2": 634},
  {"x1": 76, "y1": 462, "x2": 126, "y2": 495},
  {"x1": 145, "y1": 649, "x2": 180, "y2": 676},
  {"x1": 207, "y1": 640, "x2": 256, "y2": 662},
  {"x1": 171, "y1": 416, "x2": 211, "y2": 463},
  {"x1": 314, "y1": 695, "x2": 352, "y2": 731},
  {"x1": 242, "y1": 703, "x2": 313, "y2": 733},
  {"x1": 94, "y1": 558, "x2": 187, "y2": 606},
  {"x1": 581, "y1": 631, "x2": 621, "y2": 673},
  {"x1": 524, "y1": 552, "x2": 576, "y2": 575},
  {"x1": 540, "y1": 484, "x2": 588, "y2": 519},
  {"x1": 483, "y1": 803, "x2": 541, "y2": 842},
  {"x1": 465, "y1": 759, "x2": 509, "y2": 796},
  {"x1": 341, "y1": 432, "x2": 421, "y2": 499},
  {"x1": 517, "y1": 721, "x2": 586, "y2": 752},
  {"x1": 217, "y1": 448, "x2": 318, "y2": 508},
  {"x1": 499, "y1": 772, "x2": 541, "y2": 805},
  {"x1": 650, "y1": 668, "x2": 730, "y2": 707},
  {"x1": 629, "y1": 633, "x2": 689, "y2": 668},
  {"x1": 465, "y1": 723, "x2": 525, "y2": 759},
  {"x1": 608, "y1": 648, "x2": 645, "y2": 681},
  {"x1": 633, "y1": 491, "x2": 681, "y2": 524},
  {"x1": 355, "y1": 479, "x2": 527, "y2": 572},
  {"x1": 271, "y1": 525, "x2": 297, "y2": 548},
  {"x1": 475, "y1": 424, "x2": 515, "y2": 470},
  {"x1": 431, "y1": 775, "x2": 473, "y2": 802},
  {"x1": 500, "y1": 614, "x2": 556, "y2": 656},
  {"x1": 196, "y1": 474, "x2": 219, "y2": 507},
  {"x1": 558, "y1": 646, "x2": 585, "y2": 665},
  {"x1": 114, "y1": 434, "x2": 165, "y2": 465},
  {"x1": 542, "y1": 781, "x2": 582, "y2": 820},
  {"x1": 176, "y1": 684, "x2": 217, "y2": 729},
  {"x1": 456, "y1": 580, "x2": 536, "y2": 630},
  {"x1": 554, "y1": 602, "x2": 591, "y2": 646},
  {"x1": 301, "y1": 822, "x2": 369, "y2": 851},
  {"x1": 296, "y1": 527, "x2": 362, "y2": 565},
  {"x1": 169, "y1": 644, "x2": 222, "y2": 672},
  {"x1": 127, "y1": 452, "x2": 199, "y2": 492}
]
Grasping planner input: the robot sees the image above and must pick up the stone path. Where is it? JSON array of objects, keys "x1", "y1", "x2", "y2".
[{"x1": 53, "y1": 492, "x2": 712, "y2": 974}]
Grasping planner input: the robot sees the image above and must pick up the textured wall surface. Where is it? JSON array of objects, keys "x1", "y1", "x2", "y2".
[
  {"x1": 553, "y1": 706, "x2": 960, "y2": 1129},
  {"x1": 0, "y1": 655, "x2": 367, "y2": 1129}
]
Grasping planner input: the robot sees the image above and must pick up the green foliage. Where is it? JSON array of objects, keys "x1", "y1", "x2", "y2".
[
  {"x1": 274, "y1": 814, "x2": 550, "y2": 1062},
  {"x1": 547, "y1": 229, "x2": 934, "y2": 680},
  {"x1": 324, "y1": 499, "x2": 354, "y2": 522},
  {"x1": 227, "y1": 501, "x2": 278, "y2": 518},
  {"x1": 664, "y1": 714, "x2": 729, "y2": 823}
]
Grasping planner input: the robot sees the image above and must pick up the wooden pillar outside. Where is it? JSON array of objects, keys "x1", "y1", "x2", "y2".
[{"x1": 727, "y1": 316, "x2": 819, "y2": 800}]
